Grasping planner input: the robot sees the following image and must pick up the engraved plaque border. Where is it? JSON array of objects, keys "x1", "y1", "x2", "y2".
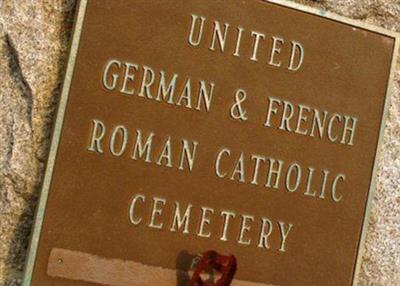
[{"x1": 22, "y1": 0, "x2": 399, "y2": 285}]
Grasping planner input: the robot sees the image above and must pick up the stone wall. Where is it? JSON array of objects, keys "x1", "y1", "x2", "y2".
[{"x1": 0, "y1": 1, "x2": 398, "y2": 285}]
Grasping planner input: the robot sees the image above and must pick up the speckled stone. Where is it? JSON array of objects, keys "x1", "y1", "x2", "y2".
[
  {"x1": 0, "y1": 0, "x2": 75, "y2": 285},
  {"x1": 0, "y1": 0, "x2": 398, "y2": 285}
]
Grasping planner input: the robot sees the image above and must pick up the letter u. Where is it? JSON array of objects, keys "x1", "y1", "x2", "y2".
[{"x1": 188, "y1": 14, "x2": 206, "y2": 47}]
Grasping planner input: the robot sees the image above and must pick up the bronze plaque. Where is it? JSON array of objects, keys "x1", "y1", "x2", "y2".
[{"x1": 23, "y1": 0, "x2": 399, "y2": 285}]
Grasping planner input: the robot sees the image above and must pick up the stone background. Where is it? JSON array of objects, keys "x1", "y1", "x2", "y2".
[{"x1": 0, "y1": 0, "x2": 398, "y2": 285}]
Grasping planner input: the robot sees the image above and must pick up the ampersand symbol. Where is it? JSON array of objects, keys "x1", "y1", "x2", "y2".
[{"x1": 230, "y1": 89, "x2": 248, "y2": 121}]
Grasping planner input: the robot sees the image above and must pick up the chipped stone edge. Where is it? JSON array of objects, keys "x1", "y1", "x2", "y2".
[
  {"x1": 21, "y1": 0, "x2": 88, "y2": 285},
  {"x1": 20, "y1": 0, "x2": 400, "y2": 285}
]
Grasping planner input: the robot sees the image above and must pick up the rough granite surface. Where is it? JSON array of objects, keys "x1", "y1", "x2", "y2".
[{"x1": 0, "y1": 0, "x2": 399, "y2": 285}]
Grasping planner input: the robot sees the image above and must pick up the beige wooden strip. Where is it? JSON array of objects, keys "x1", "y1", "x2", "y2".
[{"x1": 47, "y1": 248, "x2": 275, "y2": 286}]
